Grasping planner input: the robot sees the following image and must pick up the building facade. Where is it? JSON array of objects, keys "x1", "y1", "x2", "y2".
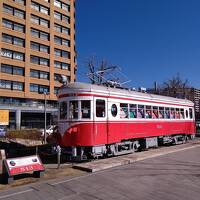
[
  {"x1": 0, "y1": 0, "x2": 76, "y2": 129},
  {"x1": 147, "y1": 87, "x2": 200, "y2": 120}
]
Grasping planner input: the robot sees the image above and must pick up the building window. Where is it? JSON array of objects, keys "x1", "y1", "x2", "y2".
[
  {"x1": 13, "y1": 37, "x2": 24, "y2": 47},
  {"x1": 13, "y1": 67, "x2": 24, "y2": 75},
  {"x1": 62, "y1": 27, "x2": 70, "y2": 35},
  {"x1": 54, "y1": 74, "x2": 60, "y2": 81},
  {"x1": 54, "y1": 61, "x2": 70, "y2": 70},
  {"x1": 31, "y1": 28, "x2": 49, "y2": 40},
  {"x1": 3, "y1": 4, "x2": 25, "y2": 19},
  {"x1": 54, "y1": 12, "x2": 62, "y2": 20},
  {"x1": 54, "y1": 0, "x2": 61, "y2": 8},
  {"x1": 3, "y1": 5, "x2": 13, "y2": 15},
  {"x1": 1, "y1": 49, "x2": 24, "y2": 61},
  {"x1": 40, "y1": 71, "x2": 49, "y2": 79},
  {"x1": 62, "y1": 3, "x2": 70, "y2": 12},
  {"x1": 40, "y1": 32, "x2": 49, "y2": 40},
  {"x1": 40, "y1": 58, "x2": 49, "y2": 66},
  {"x1": 2, "y1": 19, "x2": 12, "y2": 29},
  {"x1": 62, "y1": 63, "x2": 70, "y2": 70},
  {"x1": 31, "y1": 1, "x2": 49, "y2": 15},
  {"x1": 54, "y1": 61, "x2": 62, "y2": 69},
  {"x1": 54, "y1": 36, "x2": 62, "y2": 45},
  {"x1": 14, "y1": 0, "x2": 25, "y2": 5},
  {"x1": 31, "y1": 2, "x2": 39, "y2": 11},
  {"x1": 30, "y1": 56, "x2": 49, "y2": 66},
  {"x1": 2, "y1": 19, "x2": 24, "y2": 32},
  {"x1": 54, "y1": 87, "x2": 59, "y2": 95},
  {"x1": 14, "y1": 9, "x2": 25, "y2": 19},
  {"x1": 62, "y1": 39, "x2": 70, "y2": 46},
  {"x1": 62, "y1": 51, "x2": 70, "y2": 58},
  {"x1": 0, "y1": 80, "x2": 12, "y2": 89},
  {"x1": 54, "y1": 36, "x2": 70, "y2": 47},
  {"x1": 54, "y1": 49, "x2": 70, "y2": 58},
  {"x1": 30, "y1": 42, "x2": 39, "y2": 51},
  {"x1": 1, "y1": 64, "x2": 12, "y2": 74},
  {"x1": 54, "y1": 0, "x2": 70, "y2": 12},
  {"x1": 13, "y1": 52, "x2": 24, "y2": 60},
  {"x1": 30, "y1": 69, "x2": 39, "y2": 78},
  {"x1": 30, "y1": 56, "x2": 39, "y2": 64},
  {"x1": 12, "y1": 82, "x2": 24, "y2": 91},
  {"x1": 30, "y1": 84, "x2": 39, "y2": 92},
  {"x1": 54, "y1": 24, "x2": 70, "y2": 35},
  {"x1": 54, "y1": 12, "x2": 70, "y2": 24},
  {"x1": 1, "y1": 64, "x2": 24, "y2": 76},
  {"x1": 31, "y1": 15, "x2": 49, "y2": 27},
  {"x1": 2, "y1": 34, "x2": 24, "y2": 47},
  {"x1": 40, "y1": 18, "x2": 49, "y2": 27},
  {"x1": 54, "y1": 49, "x2": 61, "y2": 57},
  {"x1": 30, "y1": 70, "x2": 49, "y2": 80},
  {"x1": 14, "y1": 23, "x2": 24, "y2": 32},
  {"x1": 31, "y1": 42, "x2": 49, "y2": 53},
  {"x1": 2, "y1": 34, "x2": 12, "y2": 44},
  {"x1": 40, "y1": 44, "x2": 49, "y2": 53},
  {"x1": 39, "y1": 85, "x2": 49, "y2": 93},
  {"x1": 31, "y1": 29, "x2": 39, "y2": 38}
]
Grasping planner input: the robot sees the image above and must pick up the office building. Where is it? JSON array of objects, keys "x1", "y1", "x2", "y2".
[{"x1": 0, "y1": 0, "x2": 76, "y2": 129}]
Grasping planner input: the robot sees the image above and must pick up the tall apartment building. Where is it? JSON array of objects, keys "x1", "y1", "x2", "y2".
[{"x1": 0, "y1": 0, "x2": 76, "y2": 129}]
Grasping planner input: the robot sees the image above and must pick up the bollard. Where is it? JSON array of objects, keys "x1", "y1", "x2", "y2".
[
  {"x1": 36, "y1": 146, "x2": 38, "y2": 155},
  {"x1": 0, "y1": 149, "x2": 6, "y2": 160},
  {"x1": 57, "y1": 145, "x2": 61, "y2": 169}
]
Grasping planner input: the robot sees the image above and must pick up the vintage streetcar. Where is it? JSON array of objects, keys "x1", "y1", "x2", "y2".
[{"x1": 57, "y1": 82, "x2": 195, "y2": 160}]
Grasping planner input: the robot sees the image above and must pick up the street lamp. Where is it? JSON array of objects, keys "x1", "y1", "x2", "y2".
[
  {"x1": 44, "y1": 91, "x2": 47, "y2": 144},
  {"x1": 39, "y1": 91, "x2": 49, "y2": 144}
]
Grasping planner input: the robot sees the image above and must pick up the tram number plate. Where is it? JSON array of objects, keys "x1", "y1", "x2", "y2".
[{"x1": 157, "y1": 125, "x2": 163, "y2": 129}]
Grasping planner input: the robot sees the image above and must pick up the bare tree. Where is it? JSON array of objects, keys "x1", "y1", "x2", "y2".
[{"x1": 160, "y1": 73, "x2": 190, "y2": 98}]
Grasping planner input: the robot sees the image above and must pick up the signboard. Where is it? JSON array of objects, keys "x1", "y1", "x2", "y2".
[
  {"x1": 4, "y1": 155, "x2": 45, "y2": 176},
  {"x1": 0, "y1": 110, "x2": 9, "y2": 125}
]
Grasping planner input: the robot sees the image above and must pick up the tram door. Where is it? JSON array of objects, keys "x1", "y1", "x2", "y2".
[{"x1": 94, "y1": 98, "x2": 108, "y2": 144}]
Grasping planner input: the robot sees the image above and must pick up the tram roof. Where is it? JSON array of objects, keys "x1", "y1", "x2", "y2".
[{"x1": 59, "y1": 82, "x2": 194, "y2": 106}]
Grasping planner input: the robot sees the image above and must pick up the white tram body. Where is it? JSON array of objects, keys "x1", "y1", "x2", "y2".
[{"x1": 57, "y1": 82, "x2": 195, "y2": 159}]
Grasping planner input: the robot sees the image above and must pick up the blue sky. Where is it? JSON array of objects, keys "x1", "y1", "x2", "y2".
[{"x1": 76, "y1": 0, "x2": 200, "y2": 88}]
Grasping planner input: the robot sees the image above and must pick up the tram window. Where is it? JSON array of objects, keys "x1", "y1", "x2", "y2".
[
  {"x1": 129, "y1": 104, "x2": 137, "y2": 118},
  {"x1": 60, "y1": 102, "x2": 67, "y2": 119},
  {"x1": 189, "y1": 108, "x2": 193, "y2": 119},
  {"x1": 120, "y1": 103, "x2": 128, "y2": 118},
  {"x1": 175, "y1": 108, "x2": 180, "y2": 119},
  {"x1": 145, "y1": 106, "x2": 152, "y2": 118},
  {"x1": 152, "y1": 106, "x2": 158, "y2": 119},
  {"x1": 164, "y1": 107, "x2": 170, "y2": 119},
  {"x1": 111, "y1": 104, "x2": 118, "y2": 117},
  {"x1": 180, "y1": 109, "x2": 184, "y2": 119},
  {"x1": 138, "y1": 105, "x2": 144, "y2": 118},
  {"x1": 185, "y1": 110, "x2": 189, "y2": 118},
  {"x1": 170, "y1": 108, "x2": 175, "y2": 119},
  {"x1": 81, "y1": 100, "x2": 90, "y2": 119},
  {"x1": 69, "y1": 101, "x2": 78, "y2": 119},
  {"x1": 96, "y1": 99, "x2": 105, "y2": 117},
  {"x1": 159, "y1": 107, "x2": 164, "y2": 119}
]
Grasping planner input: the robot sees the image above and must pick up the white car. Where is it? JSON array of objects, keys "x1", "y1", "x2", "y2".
[
  {"x1": 0, "y1": 126, "x2": 7, "y2": 137},
  {"x1": 41, "y1": 125, "x2": 56, "y2": 136}
]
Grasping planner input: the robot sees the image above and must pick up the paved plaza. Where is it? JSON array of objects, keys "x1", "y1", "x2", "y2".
[{"x1": 1, "y1": 141, "x2": 200, "y2": 199}]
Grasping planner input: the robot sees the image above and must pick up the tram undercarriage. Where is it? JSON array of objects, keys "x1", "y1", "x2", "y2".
[{"x1": 63, "y1": 134, "x2": 195, "y2": 161}]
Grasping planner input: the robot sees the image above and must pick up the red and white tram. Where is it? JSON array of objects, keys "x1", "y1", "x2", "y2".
[{"x1": 57, "y1": 82, "x2": 195, "y2": 160}]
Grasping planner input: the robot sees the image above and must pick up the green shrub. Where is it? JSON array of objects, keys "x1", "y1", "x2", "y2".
[{"x1": 6, "y1": 129, "x2": 42, "y2": 140}]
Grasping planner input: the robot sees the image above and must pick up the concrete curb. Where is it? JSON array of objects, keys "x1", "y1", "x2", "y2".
[{"x1": 73, "y1": 142, "x2": 200, "y2": 173}]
